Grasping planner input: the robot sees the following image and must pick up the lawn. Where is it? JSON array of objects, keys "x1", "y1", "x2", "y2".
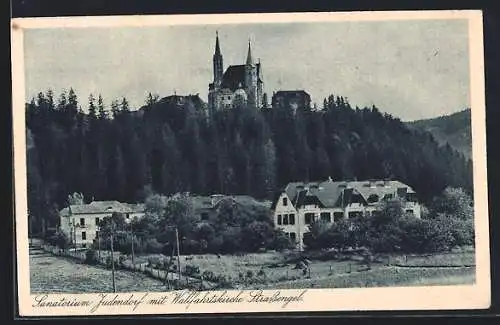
[
  {"x1": 35, "y1": 243, "x2": 476, "y2": 293},
  {"x1": 264, "y1": 266, "x2": 476, "y2": 289},
  {"x1": 30, "y1": 252, "x2": 168, "y2": 294}
]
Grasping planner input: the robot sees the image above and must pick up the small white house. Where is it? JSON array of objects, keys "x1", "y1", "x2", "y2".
[
  {"x1": 272, "y1": 178, "x2": 421, "y2": 251},
  {"x1": 59, "y1": 200, "x2": 145, "y2": 248}
]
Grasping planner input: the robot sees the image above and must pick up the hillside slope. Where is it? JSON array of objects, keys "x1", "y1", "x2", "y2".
[{"x1": 407, "y1": 109, "x2": 472, "y2": 159}]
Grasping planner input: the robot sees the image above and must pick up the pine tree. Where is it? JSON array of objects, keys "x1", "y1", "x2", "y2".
[
  {"x1": 97, "y1": 94, "x2": 107, "y2": 120},
  {"x1": 88, "y1": 94, "x2": 97, "y2": 119}
]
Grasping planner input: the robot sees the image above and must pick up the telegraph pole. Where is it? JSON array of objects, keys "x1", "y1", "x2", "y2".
[
  {"x1": 73, "y1": 223, "x2": 77, "y2": 254},
  {"x1": 175, "y1": 227, "x2": 181, "y2": 281},
  {"x1": 97, "y1": 226, "x2": 101, "y2": 261},
  {"x1": 130, "y1": 223, "x2": 135, "y2": 267},
  {"x1": 110, "y1": 221, "x2": 116, "y2": 293}
]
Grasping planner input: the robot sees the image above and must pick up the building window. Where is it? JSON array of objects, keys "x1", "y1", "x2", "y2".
[
  {"x1": 305, "y1": 213, "x2": 315, "y2": 224},
  {"x1": 95, "y1": 231, "x2": 99, "y2": 239},
  {"x1": 82, "y1": 243, "x2": 86, "y2": 248},
  {"x1": 80, "y1": 218, "x2": 85, "y2": 226},
  {"x1": 289, "y1": 232, "x2": 296, "y2": 242},
  {"x1": 406, "y1": 209, "x2": 414, "y2": 215},
  {"x1": 81, "y1": 231, "x2": 86, "y2": 240},
  {"x1": 333, "y1": 212, "x2": 344, "y2": 222},
  {"x1": 320, "y1": 212, "x2": 331, "y2": 222},
  {"x1": 95, "y1": 217, "x2": 100, "y2": 226},
  {"x1": 384, "y1": 194, "x2": 394, "y2": 200},
  {"x1": 201, "y1": 212, "x2": 209, "y2": 221},
  {"x1": 277, "y1": 215, "x2": 282, "y2": 225},
  {"x1": 282, "y1": 197, "x2": 288, "y2": 206},
  {"x1": 289, "y1": 214, "x2": 295, "y2": 225},
  {"x1": 348, "y1": 211, "x2": 363, "y2": 219},
  {"x1": 283, "y1": 214, "x2": 289, "y2": 225}
]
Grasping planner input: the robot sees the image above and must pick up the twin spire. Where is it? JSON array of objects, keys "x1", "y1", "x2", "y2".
[{"x1": 214, "y1": 32, "x2": 254, "y2": 66}]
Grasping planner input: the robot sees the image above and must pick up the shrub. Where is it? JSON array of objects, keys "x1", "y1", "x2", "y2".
[
  {"x1": 47, "y1": 231, "x2": 71, "y2": 250},
  {"x1": 207, "y1": 236, "x2": 224, "y2": 253},
  {"x1": 182, "y1": 239, "x2": 202, "y2": 255},
  {"x1": 84, "y1": 249, "x2": 99, "y2": 265},
  {"x1": 145, "y1": 238, "x2": 164, "y2": 254},
  {"x1": 184, "y1": 264, "x2": 200, "y2": 276},
  {"x1": 118, "y1": 255, "x2": 126, "y2": 268},
  {"x1": 220, "y1": 227, "x2": 243, "y2": 253},
  {"x1": 271, "y1": 229, "x2": 295, "y2": 251},
  {"x1": 105, "y1": 256, "x2": 113, "y2": 268},
  {"x1": 202, "y1": 270, "x2": 217, "y2": 282},
  {"x1": 246, "y1": 270, "x2": 254, "y2": 279},
  {"x1": 147, "y1": 256, "x2": 163, "y2": 268},
  {"x1": 241, "y1": 221, "x2": 275, "y2": 252}
]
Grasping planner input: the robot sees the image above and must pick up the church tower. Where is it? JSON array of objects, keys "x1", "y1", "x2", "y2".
[
  {"x1": 213, "y1": 31, "x2": 224, "y2": 87},
  {"x1": 244, "y1": 40, "x2": 258, "y2": 108},
  {"x1": 209, "y1": 32, "x2": 224, "y2": 111}
]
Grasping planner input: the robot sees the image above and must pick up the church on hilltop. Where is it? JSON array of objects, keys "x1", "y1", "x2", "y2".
[{"x1": 208, "y1": 32, "x2": 264, "y2": 111}]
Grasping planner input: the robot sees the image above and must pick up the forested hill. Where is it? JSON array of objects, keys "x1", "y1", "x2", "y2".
[
  {"x1": 26, "y1": 90, "x2": 473, "y2": 230},
  {"x1": 406, "y1": 109, "x2": 472, "y2": 159}
]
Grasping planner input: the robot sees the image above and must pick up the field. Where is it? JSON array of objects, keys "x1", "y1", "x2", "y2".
[
  {"x1": 30, "y1": 243, "x2": 476, "y2": 293},
  {"x1": 263, "y1": 266, "x2": 475, "y2": 289},
  {"x1": 30, "y1": 252, "x2": 167, "y2": 293},
  {"x1": 125, "y1": 248, "x2": 476, "y2": 289}
]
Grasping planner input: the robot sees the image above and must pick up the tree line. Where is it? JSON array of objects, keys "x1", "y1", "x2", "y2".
[{"x1": 26, "y1": 89, "x2": 473, "y2": 235}]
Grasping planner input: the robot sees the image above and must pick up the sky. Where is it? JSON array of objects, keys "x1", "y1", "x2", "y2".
[{"x1": 23, "y1": 18, "x2": 471, "y2": 121}]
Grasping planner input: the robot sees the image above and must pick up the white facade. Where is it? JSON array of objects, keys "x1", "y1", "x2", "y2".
[
  {"x1": 60, "y1": 211, "x2": 113, "y2": 248},
  {"x1": 272, "y1": 179, "x2": 421, "y2": 251},
  {"x1": 59, "y1": 201, "x2": 145, "y2": 248}
]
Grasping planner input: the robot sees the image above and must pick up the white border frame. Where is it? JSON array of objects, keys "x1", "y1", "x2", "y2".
[{"x1": 11, "y1": 10, "x2": 490, "y2": 316}]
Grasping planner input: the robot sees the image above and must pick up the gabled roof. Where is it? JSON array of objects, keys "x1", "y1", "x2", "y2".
[
  {"x1": 285, "y1": 180, "x2": 344, "y2": 209},
  {"x1": 221, "y1": 65, "x2": 246, "y2": 91},
  {"x1": 61, "y1": 201, "x2": 145, "y2": 216},
  {"x1": 279, "y1": 179, "x2": 416, "y2": 210}
]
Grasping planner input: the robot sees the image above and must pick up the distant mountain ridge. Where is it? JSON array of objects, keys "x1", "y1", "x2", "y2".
[{"x1": 406, "y1": 109, "x2": 472, "y2": 159}]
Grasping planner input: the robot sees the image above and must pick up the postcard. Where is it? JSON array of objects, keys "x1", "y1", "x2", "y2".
[{"x1": 11, "y1": 10, "x2": 490, "y2": 317}]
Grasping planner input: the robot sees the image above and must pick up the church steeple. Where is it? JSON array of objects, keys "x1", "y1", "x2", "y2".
[
  {"x1": 246, "y1": 39, "x2": 253, "y2": 66},
  {"x1": 213, "y1": 31, "x2": 223, "y2": 85},
  {"x1": 215, "y1": 31, "x2": 221, "y2": 56}
]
